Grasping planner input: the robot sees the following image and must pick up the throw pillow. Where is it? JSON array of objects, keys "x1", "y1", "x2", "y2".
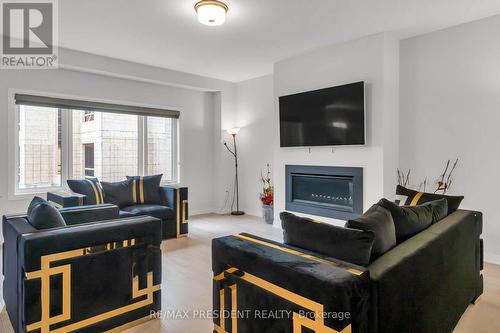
[
  {"x1": 421, "y1": 198, "x2": 448, "y2": 223},
  {"x1": 396, "y1": 185, "x2": 463, "y2": 215},
  {"x1": 126, "y1": 174, "x2": 163, "y2": 204},
  {"x1": 345, "y1": 204, "x2": 396, "y2": 260},
  {"x1": 101, "y1": 178, "x2": 135, "y2": 208},
  {"x1": 27, "y1": 197, "x2": 66, "y2": 230},
  {"x1": 377, "y1": 198, "x2": 434, "y2": 242},
  {"x1": 67, "y1": 177, "x2": 104, "y2": 205},
  {"x1": 280, "y1": 212, "x2": 375, "y2": 266}
]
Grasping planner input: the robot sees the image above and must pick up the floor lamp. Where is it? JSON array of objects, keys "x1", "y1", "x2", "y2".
[{"x1": 224, "y1": 128, "x2": 244, "y2": 215}]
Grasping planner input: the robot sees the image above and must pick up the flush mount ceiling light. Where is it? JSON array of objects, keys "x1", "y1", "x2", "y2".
[{"x1": 194, "y1": 0, "x2": 228, "y2": 26}]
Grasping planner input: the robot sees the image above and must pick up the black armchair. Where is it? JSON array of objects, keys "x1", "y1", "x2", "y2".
[
  {"x1": 212, "y1": 233, "x2": 369, "y2": 333},
  {"x1": 2, "y1": 210, "x2": 162, "y2": 333}
]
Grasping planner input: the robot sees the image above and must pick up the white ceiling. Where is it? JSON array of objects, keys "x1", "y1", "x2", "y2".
[{"x1": 60, "y1": 0, "x2": 500, "y2": 82}]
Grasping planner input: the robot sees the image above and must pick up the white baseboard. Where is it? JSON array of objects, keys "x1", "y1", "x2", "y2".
[
  {"x1": 189, "y1": 208, "x2": 217, "y2": 216},
  {"x1": 484, "y1": 252, "x2": 500, "y2": 266}
]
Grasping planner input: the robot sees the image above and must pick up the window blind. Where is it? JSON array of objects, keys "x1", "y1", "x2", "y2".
[{"x1": 15, "y1": 94, "x2": 180, "y2": 119}]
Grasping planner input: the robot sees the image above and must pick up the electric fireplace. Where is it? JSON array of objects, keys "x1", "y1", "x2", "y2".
[{"x1": 285, "y1": 165, "x2": 363, "y2": 220}]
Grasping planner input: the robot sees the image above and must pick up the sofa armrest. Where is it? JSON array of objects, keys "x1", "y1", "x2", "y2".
[
  {"x1": 47, "y1": 191, "x2": 86, "y2": 207},
  {"x1": 160, "y1": 186, "x2": 187, "y2": 210},
  {"x1": 212, "y1": 233, "x2": 370, "y2": 333},
  {"x1": 160, "y1": 186, "x2": 188, "y2": 237},
  {"x1": 367, "y1": 210, "x2": 482, "y2": 333},
  {"x1": 59, "y1": 204, "x2": 120, "y2": 225}
]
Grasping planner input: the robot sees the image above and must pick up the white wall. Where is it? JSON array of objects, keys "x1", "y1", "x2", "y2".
[
  {"x1": 399, "y1": 14, "x2": 500, "y2": 264},
  {"x1": 273, "y1": 33, "x2": 400, "y2": 226},
  {"x1": 232, "y1": 75, "x2": 274, "y2": 217}
]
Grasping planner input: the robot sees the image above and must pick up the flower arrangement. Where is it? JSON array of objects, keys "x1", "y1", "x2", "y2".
[{"x1": 260, "y1": 163, "x2": 273, "y2": 206}]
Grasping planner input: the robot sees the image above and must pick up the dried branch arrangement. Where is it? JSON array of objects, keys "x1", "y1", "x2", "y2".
[
  {"x1": 420, "y1": 177, "x2": 427, "y2": 192},
  {"x1": 397, "y1": 158, "x2": 458, "y2": 194},
  {"x1": 435, "y1": 158, "x2": 458, "y2": 194},
  {"x1": 397, "y1": 169, "x2": 411, "y2": 187}
]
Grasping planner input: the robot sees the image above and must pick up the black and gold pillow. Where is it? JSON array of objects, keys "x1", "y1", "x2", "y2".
[
  {"x1": 67, "y1": 177, "x2": 105, "y2": 205},
  {"x1": 396, "y1": 185, "x2": 464, "y2": 215},
  {"x1": 126, "y1": 174, "x2": 163, "y2": 205}
]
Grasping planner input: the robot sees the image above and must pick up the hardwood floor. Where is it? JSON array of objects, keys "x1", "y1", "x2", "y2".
[{"x1": 1, "y1": 213, "x2": 499, "y2": 332}]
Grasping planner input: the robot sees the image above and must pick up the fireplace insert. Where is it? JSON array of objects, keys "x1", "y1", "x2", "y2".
[{"x1": 285, "y1": 165, "x2": 363, "y2": 220}]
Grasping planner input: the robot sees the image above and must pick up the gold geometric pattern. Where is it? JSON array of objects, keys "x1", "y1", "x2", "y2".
[
  {"x1": 182, "y1": 199, "x2": 188, "y2": 224},
  {"x1": 25, "y1": 238, "x2": 161, "y2": 333},
  {"x1": 234, "y1": 234, "x2": 364, "y2": 276},
  {"x1": 214, "y1": 267, "x2": 352, "y2": 333},
  {"x1": 176, "y1": 189, "x2": 188, "y2": 238}
]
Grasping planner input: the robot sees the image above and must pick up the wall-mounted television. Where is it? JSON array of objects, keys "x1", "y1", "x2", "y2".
[{"x1": 279, "y1": 81, "x2": 365, "y2": 147}]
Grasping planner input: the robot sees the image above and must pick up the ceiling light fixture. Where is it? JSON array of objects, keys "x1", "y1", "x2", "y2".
[{"x1": 194, "y1": 0, "x2": 228, "y2": 26}]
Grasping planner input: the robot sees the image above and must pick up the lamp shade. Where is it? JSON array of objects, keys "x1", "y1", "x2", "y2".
[{"x1": 226, "y1": 127, "x2": 240, "y2": 135}]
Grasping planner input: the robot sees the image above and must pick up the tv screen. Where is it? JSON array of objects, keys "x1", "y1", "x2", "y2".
[{"x1": 279, "y1": 81, "x2": 365, "y2": 147}]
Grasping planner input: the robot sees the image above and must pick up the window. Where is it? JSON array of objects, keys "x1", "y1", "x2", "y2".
[
  {"x1": 147, "y1": 116, "x2": 175, "y2": 181},
  {"x1": 83, "y1": 143, "x2": 94, "y2": 177},
  {"x1": 14, "y1": 97, "x2": 179, "y2": 195},
  {"x1": 73, "y1": 110, "x2": 139, "y2": 182},
  {"x1": 18, "y1": 105, "x2": 62, "y2": 189},
  {"x1": 83, "y1": 111, "x2": 94, "y2": 122}
]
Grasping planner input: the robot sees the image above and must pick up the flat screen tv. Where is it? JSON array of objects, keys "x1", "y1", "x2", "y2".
[{"x1": 279, "y1": 81, "x2": 365, "y2": 147}]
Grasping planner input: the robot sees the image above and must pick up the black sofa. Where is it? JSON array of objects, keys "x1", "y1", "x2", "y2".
[
  {"x1": 211, "y1": 209, "x2": 483, "y2": 333},
  {"x1": 48, "y1": 185, "x2": 188, "y2": 239},
  {"x1": 2, "y1": 205, "x2": 162, "y2": 333}
]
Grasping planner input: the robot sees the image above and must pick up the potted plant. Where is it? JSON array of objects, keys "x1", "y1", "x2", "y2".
[{"x1": 260, "y1": 163, "x2": 274, "y2": 224}]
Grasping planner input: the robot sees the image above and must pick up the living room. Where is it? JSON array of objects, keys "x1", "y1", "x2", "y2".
[{"x1": 0, "y1": 1, "x2": 499, "y2": 332}]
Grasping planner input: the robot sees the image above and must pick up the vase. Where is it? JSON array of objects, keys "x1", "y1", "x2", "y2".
[{"x1": 262, "y1": 205, "x2": 274, "y2": 224}]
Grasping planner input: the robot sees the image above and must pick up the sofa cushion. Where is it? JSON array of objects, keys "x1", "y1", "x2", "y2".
[
  {"x1": 126, "y1": 174, "x2": 162, "y2": 204},
  {"x1": 377, "y1": 198, "x2": 434, "y2": 242},
  {"x1": 101, "y1": 179, "x2": 135, "y2": 208},
  {"x1": 27, "y1": 197, "x2": 66, "y2": 230},
  {"x1": 396, "y1": 185, "x2": 463, "y2": 214},
  {"x1": 118, "y1": 210, "x2": 136, "y2": 218},
  {"x1": 345, "y1": 204, "x2": 396, "y2": 260},
  {"x1": 120, "y1": 204, "x2": 174, "y2": 220},
  {"x1": 280, "y1": 212, "x2": 375, "y2": 266},
  {"x1": 421, "y1": 198, "x2": 449, "y2": 223},
  {"x1": 67, "y1": 177, "x2": 104, "y2": 205}
]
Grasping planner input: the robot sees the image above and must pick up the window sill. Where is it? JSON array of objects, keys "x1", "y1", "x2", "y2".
[{"x1": 10, "y1": 187, "x2": 64, "y2": 201}]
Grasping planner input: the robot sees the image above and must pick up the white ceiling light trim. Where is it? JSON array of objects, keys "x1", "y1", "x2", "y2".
[{"x1": 194, "y1": 0, "x2": 228, "y2": 26}]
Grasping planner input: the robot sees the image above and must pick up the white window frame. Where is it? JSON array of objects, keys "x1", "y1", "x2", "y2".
[{"x1": 8, "y1": 89, "x2": 181, "y2": 200}]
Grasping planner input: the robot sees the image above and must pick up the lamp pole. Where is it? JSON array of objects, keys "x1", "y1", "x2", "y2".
[{"x1": 224, "y1": 129, "x2": 244, "y2": 215}]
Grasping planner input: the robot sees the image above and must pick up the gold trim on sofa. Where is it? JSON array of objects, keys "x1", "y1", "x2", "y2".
[
  {"x1": 182, "y1": 199, "x2": 188, "y2": 224},
  {"x1": 25, "y1": 238, "x2": 161, "y2": 333},
  {"x1": 234, "y1": 234, "x2": 363, "y2": 276},
  {"x1": 214, "y1": 267, "x2": 352, "y2": 333},
  {"x1": 176, "y1": 189, "x2": 188, "y2": 238}
]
